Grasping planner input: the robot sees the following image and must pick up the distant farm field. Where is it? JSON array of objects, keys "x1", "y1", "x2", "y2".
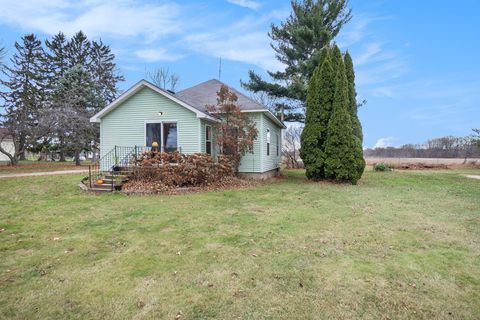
[{"x1": 365, "y1": 157, "x2": 480, "y2": 167}]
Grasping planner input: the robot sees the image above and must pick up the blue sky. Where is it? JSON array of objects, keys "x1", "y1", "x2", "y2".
[{"x1": 0, "y1": 0, "x2": 478, "y2": 148}]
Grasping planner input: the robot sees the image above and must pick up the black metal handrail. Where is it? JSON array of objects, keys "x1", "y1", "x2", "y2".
[
  {"x1": 87, "y1": 145, "x2": 148, "y2": 191},
  {"x1": 86, "y1": 145, "x2": 183, "y2": 191}
]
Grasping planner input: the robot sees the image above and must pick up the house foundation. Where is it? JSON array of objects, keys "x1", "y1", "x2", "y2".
[{"x1": 238, "y1": 168, "x2": 280, "y2": 180}]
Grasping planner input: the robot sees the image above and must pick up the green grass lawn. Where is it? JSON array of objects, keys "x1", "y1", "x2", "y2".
[
  {"x1": 0, "y1": 160, "x2": 91, "y2": 174},
  {"x1": 0, "y1": 169, "x2": 479, "y2": 319}
]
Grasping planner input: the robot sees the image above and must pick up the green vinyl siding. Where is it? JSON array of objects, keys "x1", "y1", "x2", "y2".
[
  {"x1": 238, "y1": 113, "x2": 263, "y2": 173},
  {"x1": 261, "y1": 113, "x2": 282, "y2": 172},
  {"x1": 100, "y1": 87, "x2": 200, "y2": 158}
]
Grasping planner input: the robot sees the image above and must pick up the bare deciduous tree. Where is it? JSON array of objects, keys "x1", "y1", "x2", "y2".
[
  {"x1": 146, "y1": 67, "x2": 180, "y2": 92},
  {"x1": 283, "y1": 125, "x2": 303, "y2": 168}
]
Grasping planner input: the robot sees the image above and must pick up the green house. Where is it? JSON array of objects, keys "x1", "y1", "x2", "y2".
[{"x1": 90, "y1": 79, "x2": 285, "y2": 179}]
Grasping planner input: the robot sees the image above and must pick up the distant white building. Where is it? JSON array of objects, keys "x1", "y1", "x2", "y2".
[{"x1": 0, "y1": 128, "x2": 14, "y2": 163}]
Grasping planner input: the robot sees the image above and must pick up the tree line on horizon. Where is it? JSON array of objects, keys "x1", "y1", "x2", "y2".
[
  {"x1": 0, "y1": 31, "x2": 124, "y2": 165},
  {"x1": 364, "y1": 132, "x2": 480, "y2": 159}
]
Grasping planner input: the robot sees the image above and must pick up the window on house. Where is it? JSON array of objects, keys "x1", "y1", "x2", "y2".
[
  {"x1": 163, "y1": 122, "x2": 177, "y2": 152},
  {"x1": 146, "y1": 123, "x2": 162, "y2": 148},
  {"x1": 146, "y1": 121, "x2": 178, "y2": 152},
  {"x1": 276, "y1": 133, "x2": 279, "y2": 156},
  {"x1": 266, "y1": 129, "x2": 271, "y2": 156},
  {"x1": 205, "y1": 125, "x2": 212, "y2": 155}
]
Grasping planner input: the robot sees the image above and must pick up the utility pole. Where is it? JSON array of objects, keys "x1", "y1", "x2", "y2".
[{"x1": 218, "y1": 57, "x2": 222, "y2": 80}]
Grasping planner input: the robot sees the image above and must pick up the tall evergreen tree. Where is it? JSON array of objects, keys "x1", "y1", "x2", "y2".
[
  {"x1": 0, "y1": 34, "x2": 48, "y2": 163},
  {"x1": 316, "y1": 48, "x2": 336, "y2": 167},
  {"x1": 45, "y1": 32, "x2": 70, "y2": 161},
  {"x1": 300, "y1": 61, "x2": 322, "y2": 179},
  {"x1": 324, "y1": 47, "x2": 361, "y2": 184},
  {"x1": 67, "y1": 31, "x2": 91, "y2": 68},
  {"x1": 50, "y1": 65, "x2": 101, "y2": 165},
  {"x1": 300, "y1": 48, "x2": 334, "y2": 179},
  {"x1": 90, "y1": 39, "x2": 125, "y2": 106},
  {"x1": 242, "y1": 0, "x2": 351, "y2": 121},
  {"x1": 344, "y1": 51, "x2": 365, "y2": 176},
  {"x1": 45, "y1": 32, "x2": 69, "y2": 82},
  {"x1": 344, "y1": 51, "x2": 362, "y2": 140}
]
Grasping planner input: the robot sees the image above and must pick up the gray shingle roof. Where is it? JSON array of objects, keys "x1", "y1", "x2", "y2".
[{"x1": 175, "y1": 79, "x2": 268, "y2": 113}]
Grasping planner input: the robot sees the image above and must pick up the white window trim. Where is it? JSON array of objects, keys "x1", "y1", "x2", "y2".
[
  {"x1": 276, "y1": 133, "x2": 279, "y2": 156},
  {"x1": 266, "y1": 129, "x2": 271, "y2": 156},
  {"x1": 144, "y1": 120, "x2": 179, "y2": 152},
  {"x1": 205, "y1": 125, "x2": 212, "y2": 154}
]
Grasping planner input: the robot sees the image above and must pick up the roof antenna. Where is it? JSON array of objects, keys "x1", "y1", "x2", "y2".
[{"x1": 218, "y1": 57, "x2": 222, "y2": 80}]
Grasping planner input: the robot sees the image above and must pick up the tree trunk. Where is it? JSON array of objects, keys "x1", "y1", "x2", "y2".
[
  {"x1": 75, "y1": 150, "x2": 81, "y2": 166},
  {"x1": 59, "y1": 136, "x2": 66, "y2": 162},
  {"x1": 18, "y1": 135, "x2": 26, "y2": 160}
]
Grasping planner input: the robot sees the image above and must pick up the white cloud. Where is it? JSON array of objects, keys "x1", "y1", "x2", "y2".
[
  {"x1": 227, "y1": 0, "x2": 262, "y2": 10},
  {"x1": 0, "y1": 0, "x2": 288, "y2": 71},
  {"x1": 373, "y1": 137, "x2": 398, "y2": 148},
  {"x1": 355, "y1": 42, "x2": 382, "y2": 65},
  {"x1": 338, "y1": 15, "x2": 390, "y2": 47},
  {"x1": 0, "y1": 0, "x2": 181, "y2": 41},
  {"x1": 182, "y1": 12, "x2": 287, "y2": 71},
  {"x1": 134, "y1": 48, "x2": 183, "y2": 62},
  {"x1": 185, "y1": 30, "x2": 282, "y2": 71}
]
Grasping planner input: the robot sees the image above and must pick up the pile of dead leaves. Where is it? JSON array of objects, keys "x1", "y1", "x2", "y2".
[{"x1": 122, "y1": 176, "x2": 261, "y2": 195}]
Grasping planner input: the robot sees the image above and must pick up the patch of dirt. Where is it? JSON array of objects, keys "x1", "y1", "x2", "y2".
[
  {"x1": 464, "y1": 175, "x2": 480, "y2": 180},
  {"x1": 393, "y1": 163, "x2": 450, "y2": 170}
]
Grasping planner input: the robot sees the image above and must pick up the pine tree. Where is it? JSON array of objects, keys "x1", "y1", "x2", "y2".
[
  {"x1": 45, "y1": 32, "x2": 70, "y2": 161},
  {"x1": 242, "y1": 0, "x2": 352, "y2": 121},
  {"x1": 344, "y1": 51, "x2": 362, "y2": 141},
  {"x1": 0, "y1": 34, "x2": 48, "y2": 164},
  {"x1": 67, "y1": 31, "x2": 91, "y2": 68},
  {"x1": 344, "y1": 51, "x2": 365, "y2": 177},
  {"x1": 316, "y1": 48, "x2": 336, "y2": 169},
  {"x1": 50, "y1": 65, "x2": 101, "y2": 165},
  {"x1": 300, "y1": 63, "x2": 322, "y2": 179},
  {"x1": 45, "y1": 32, "x2": 69, "y2": 82},
  {"x1": 324, "y1": 48, "x2": 361, "y2": 184},
  {"x1": 90, "y1": 39, "x2": 125, "y2": 106},
  {"x1": 300, "y1": 47, "x2": 335, "y2": 179}
]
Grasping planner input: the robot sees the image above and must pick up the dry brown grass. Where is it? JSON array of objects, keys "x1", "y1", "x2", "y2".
[{"x1": 365, "y1": 157, "x2": 480, "y2": 169}]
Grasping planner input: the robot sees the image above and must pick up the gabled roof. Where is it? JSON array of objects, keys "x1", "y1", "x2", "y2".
[
  {"x1": 90, "y1": 78, "x2": 285, "y2": 128},
  {"x1": 176, "y1": 79, "x2": 266, "y2": 113},
  {"x1": 176, "y1": 79, "x2": 285, "y2": 128},
  {"x1": 90, "y1": 80, "x2": 219, "y2": 123}
]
